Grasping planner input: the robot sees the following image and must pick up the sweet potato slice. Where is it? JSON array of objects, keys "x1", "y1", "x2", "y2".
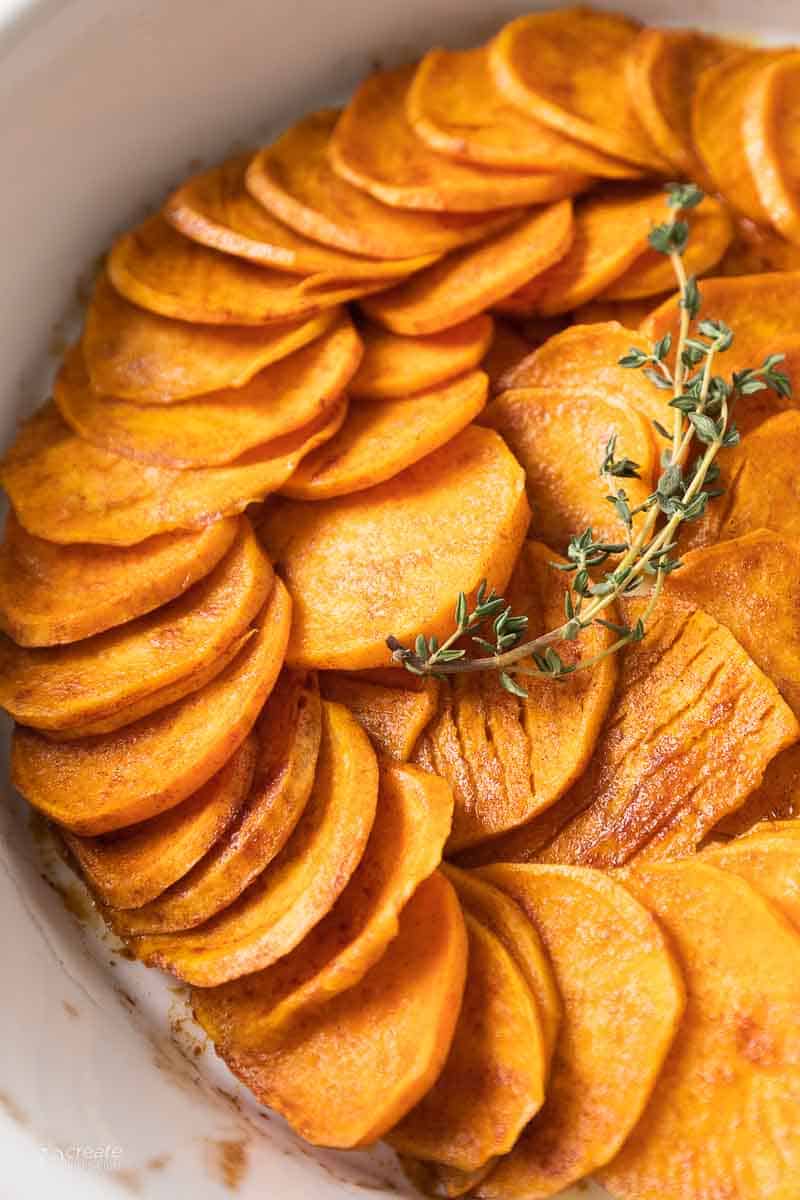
[
  {"x1": 319, "y1": 671, "x2": 439, "y2": 760},
  {"x1": 668, "y1": 531, "x2": 800, "y2": 719},
  {"x1": 1, "y1": 400, "x2": 346, "y2": 546},
  {"x1": 720, "y1": 218, "x2": 800, "y2": 275},
  {"x1": 281, "y1": 370, "x2": 488, "y2": 500},
  {"x1": 498, "y1": 188, "x2": 680, "y2": 317},
  {"x1": 604, "y1": 197, "x2": 733, "y2": 300},
  {"x1": 692, "y1": 50, "x2": 781, "y2": 223},
  {"x1": 414, "y1": 542, "x2": 616, "y2": 852},
  {"x1": 537, "y1": 597, "x2": 799, "y2": 868},
  {"x1": 191, "y1": 759, "x2": 452, "y2": 1048},
  {"x1": 703, "y1": 831, "x2": 800, "y2": 929},
  {"x1": 743, "y1": 54, "x2": 800, "y2": 246},
  {"x1": 350, "y1": 316, "x2": 493, "y2": 400},
  {"x1": 408, "y1": 46, "x2": 644, "y2": 179},
  {"x1": 361, "y1": 202, "x2": 573, "y2": 335},
  {"x1": 63, "y1": 734, "x2": 257, "y2": 909},
  {"x1": 108, "y1": 216, "x2": 386, "y2": 326},
  {"x1": 482, "y1": 386, "x2": 657, "y2": 549},
  {"x1": 11, "y1": 581, "x2": 291, "y2": 835},
  {"x1": 0, "y1": 511, "x2": 238, "y2": 647},
  {"x1": 246, "y1": 110, "x2": 519, "y2": 260},
  {"x1": 0, "y1": 520, "x2": 272, "y2": 734},
  {"x1": 600, "y1": 860, "x2": 800, "y2": 1200},
  {"x1": 83, "y1": 272, "x2": 338, "y2": 403},
  {"x1": 714, "y1": 744, "x2": 800, "y2": 838},
  {"x1": 570, "y1": 296, "x2": 663, "y2": 328},
  {"x1": 490, "y1": 10, "x2": 670, "y2": 172},
  {"x1": 110, "y1": 671, "x2": 321, "y2": 935},
  {"x1": 196, "y1": 871, "x2": 468, "y2": 1149},
  {"x1": 130, "y1": 701, "x2": 378, "y2": 986},
  {"x1": 260, "y1": 425, "x2": 529, "y2": 670},
  {"x1": 165, "y1": 155, "x2": 439, "y2": 278},
  {"x1": 474, "y1": 864, "x2": 685, "y2": 1200},
  {"x1": 624, "y1": 28, "x2": 735, "y2": 180},
  {"x1": 331, "y1": 66, "x2": 588, "y2": 213},
  {"x1": 482, "y1": 321, "x2": 530, "y2": 391},
  {"x1": 389, "y1": 914, "x2": 546, "y2": 1173},
  {"x1": 57, "y1": 318, "x2": 360, "y2": 469}
]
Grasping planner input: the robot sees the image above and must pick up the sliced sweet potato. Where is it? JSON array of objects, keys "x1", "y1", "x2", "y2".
[
  {"x1": 110, "y1": 671, "x2": 321, "y2": 935},
  {"x1": 475, "y1": 864, "x2": 685, "y2": 1200},
  {"x1": 720, "y1": 218, "x2": 800, "y2": 275},
  {"x1": 108, "y1": 217, "x2": 385, "y2": 326},
  {"x1": 482, "y1": 321, "x2": 530, "y2": 391},
  {"x1": 482, "y1": 385, "x2": 657, "y2": 549},
  {"x1": 389, "y1": 914, "x2": 545, "y2": 1172},
  {"x1": 63, "y1": 734, "x2": 256, "y2": 909},
  {"x1": 350, "y1": 315, "x2": 493, "y2": 400},
  {"x1": 703, "y1": 831, "x2": 800, "y2": 928},
  {"x1": 490, "y1": 10, "x2": 670, "y2": 172},
  {"x1": 668, "y1": 531, "x2": 800, "y2": 718},
  {"x1": 196, "y1": 871, "x2": 468, "y2": 1149},
  {"x1": 165, "y1": 155, "x2": 440, "y2": 278},
  {"x1": 11, "y1": 581, "x2": 291, "y2": 835},
  {"x1": 414, "y1": 542, "x2": 616, "y2": 852},
  {"x1": 361, "y1": 202, "x2": 573, "y2": 335},
  {"x1": 0, "y1": 511, "x2": 239, "y2": 647},
  {"x1": 604, "y1": 196, "x2": 733, "y2": 300},
  {"x1": 743, "y1": 54, "x2": 800, "y2": 246},
  {"x1": 319, "y1": 671, "x2": 439, "y2": 760},
  {"x1": 498, "y1": 187, "x2": 680, "y2": 317},
  {"x1": 0, "y1": 520, "x2": 272, "y2": 734},
  {"x1": 538, "y1": 597, "x2": 799, "y2": 867},
  {"x1": 260, "y1": 425, "x2": 529, "y2": 669},
  {"x1": 130, "y1": 701, "x2": 378, "y2": 986},
  {"x1": 83, "y1": 272, "x2": 337, "y2": 403},
  {"x1": 569, "y1": 295, "x2": 663, "y2": 327},
  {"x1": 408, "y1": 46, "x2": 645, "y2": 178},
  {"x1": 331, "y1": 66, "x2": 588, "y2": 213},
  {"x1": 624, "y1": 28, "x2": 735, "y2": 180},
  {"x1": 57, "y1": 318, "x2": 360, "y2": 469},
  {"x1": 600, "y1": 860, "x2": 800, "y2": 1200},
  {"x1": 442, "y1": 864, "x2": 561, "y2": 1068},
  {"x1": 191, "y1": 759, "x2": 452, "y2": 1048},
  {"x1": 714, "y1": 744, "x2": 800, "y2": 837},
  {"x1": 281, "y1": 370, "x2": 488, "y2": 500},
  {"x1": 1, "y1": 400, "x2": 346, "y2": 546},
  {"x1": 246, "y1": 110, "x2": 519, "y2": 260},
  {"x1": 692, "y1": 50, "x2": 781, "y2": 222}
]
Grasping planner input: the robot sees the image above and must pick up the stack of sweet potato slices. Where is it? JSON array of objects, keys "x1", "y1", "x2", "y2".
[{"x1": 1, "y1": 7, "x2": 800, "y2": 1200}]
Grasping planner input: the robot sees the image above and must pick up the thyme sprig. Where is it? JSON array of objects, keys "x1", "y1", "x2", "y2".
[{"x1": 387, "y1": 183, "x2": 792, "y2": 696}]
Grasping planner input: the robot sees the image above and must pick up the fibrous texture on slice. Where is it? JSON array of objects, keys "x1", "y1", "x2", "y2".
[
  {"x1": 260, "y1": 425, "x2": 530, "y2": 669},
  {"x1": 474, "y1": 864, "x2": 685, "y2": 1200},
  {"x1": 600, "y1": 860, "x2": 800, "y2": 1200},
  {"x1": 714, "y1": 744, "x2": 800, "y2": 838},
  {"x1": 319, "y1": 670, "x2": 439, "y2": 761}
]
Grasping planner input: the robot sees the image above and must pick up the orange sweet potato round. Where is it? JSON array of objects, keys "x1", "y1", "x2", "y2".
[
  {"x1": 600, "y1": 861, "x2": 800, "y2": 1200},
  {"x1": 191, "y1": 758, "x2": 453, "y2": 1049},
  {"x1": 246, "y1": 110, "x2": 520, "y2": 260},
  {"x1": 108, "y1": 216, "x2": 387, "y2": 326},
  {"x1": 63, "y1": 734, "x2": 257, "y2": 910},
  {"x1": 720, "y1": 218, "x2": 800, "y2": 276},
  {"x1": 0, "y1": 520, "x2": 272, "y2": 734},
  {"x1": 57, "y1": 316, "x2": 361, "y2": 468},
  {"x1": 110, "y1": 671, "x2": 321, "y2": 936},
  {"x1": 330, "y1": 66, "x2": 589, "y2": 213},
  {"x1": 714, "y1": 744, "x2": 800, "y2": 837},
  {"x1": 165, "y1": 155, "x2": 440, "y2": 278},
  {"x1": 350, "y1": 315, "x2": 493, "y2": 400},
  {"x1": 361, "y1": 202, "x2": 573, "y2": 335},
  {"x1": 570, "y1": 296, "x2": 664, "y2": 327},
  {"x1": 703, "y1": 830, "x2": 800, "y2": 929},
  {"x1": 408, "y1": 46, "x2": 645, "y2": 178},
  {"x1": 280, "y1": 370, "x2": 488, "y2": 500},
  {"x1": 0, "y1": 400, "x2": 346, "y2": 546},
  {"x1": 743, "y1": 54, "x2": 800, "y2": 247},
  {"x1": 319, "y1": 671, "x2": 439, "y2": 761},
  {"x1": 490, "y1": 10, "x2": 670, "y2": 172},
  {"x1": 475, "y1": 864, "x2": 685, "y2": 1200},
  {"x1": 11, "y1": 581, "x2": 291, "y2": 835},
  {"x1": 260, "y1": 424, "x2": 530, "y2": 670},
  {"x1": 389, "y1": 913, "x2": 545, "y2": 1173},
  {"x1": 83, "y1": 272, "x2": 338, "y2": 403},
  {"x1": 196, "y1": 871, "x2": 468, "y2": 1149},
  {"x1": 129, "y1": 701, "x2": 378, "y2": 986},
  {"x1": 0, "y1": 511, "x2": 239, "y2": 647}
]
